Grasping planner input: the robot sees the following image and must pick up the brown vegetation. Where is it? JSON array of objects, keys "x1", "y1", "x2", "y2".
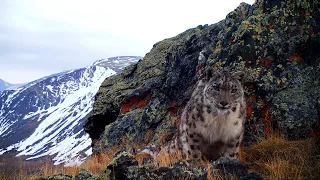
[
  {"x1": 0, "y1": 153, "x2": 79, "y2": 180},
  {"x1": 81, "y1": 146, "x2": 119, "y2": 175},
  {"x1": 153, "y1": 148, "x2": 184, "y2": 168},
  {"x1": 1, "y1": 134, "x2": 319, "y2": 179},
  {"x1": 241, "y1": 134, "x2": 320, "y2": 180}
]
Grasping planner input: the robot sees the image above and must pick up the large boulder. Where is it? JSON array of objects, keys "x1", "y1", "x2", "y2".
[
  {"x1": 100, "y1": 151, "x2": 138, "y2": 180},
  {"x1": 84, "y1": 0, "x2": 320, "y2": 151},
  {"x1": 97, "y1": 151, "x2": 259, "y2": 180},
  {"x1": 212, "y1": 157, "x2": 249, "y2": 178}
]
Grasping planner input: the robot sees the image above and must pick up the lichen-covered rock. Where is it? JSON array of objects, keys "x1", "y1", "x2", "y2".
[
  {"x1": 102, "y1": 151, "x2": 208, "y2": 179},
  {"x1": 93, "y1": 151, "x2": 257, "y2": 180},
  {"x1": 212, "y1": 157, "x2": 249, "y2": 178},
  {"x1": 75, "y1": 169, "x2": 93, "y2": 180},
  {"x1": 127, "y1": 161, "x2": 207, "y2": 180},
  {"x1": 104, "y1": 151, "x2": 138, "y2": 180},
  {"x1": 38, "y1": 174, "x2": 72, "y2": 180},
  {"x1": 240, "y1": 172, "x2": 264, "y2": 180},
  {"x1": 84, "y1": 0, "x2": 320, "y2": 152},
  {"x1": 271, "y1": 66, "x2": 320, "y2": 140}
]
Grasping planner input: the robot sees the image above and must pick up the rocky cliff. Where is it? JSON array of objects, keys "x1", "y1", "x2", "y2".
[{"x1": 84, "y1": 0, "x2": 320, "y2": 155}]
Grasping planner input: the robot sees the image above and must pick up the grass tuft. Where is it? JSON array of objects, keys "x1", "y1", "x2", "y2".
[
  {"x1": 81, "y1": 146, "x2": 118, "y2": 175},
  {"x1": 240, "y1": 133, "x2": 320, "y2": 179},
  {"x1": 153, "y1": 148, "x2": 184, "y2": 167}
]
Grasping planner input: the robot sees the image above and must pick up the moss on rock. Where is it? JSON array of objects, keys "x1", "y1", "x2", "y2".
[{"x1": 84, "y1": 0, "x2": 320, "y2": 151}]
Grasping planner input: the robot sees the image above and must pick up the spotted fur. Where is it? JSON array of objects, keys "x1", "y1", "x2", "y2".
[{"x1": 177, "y1": 67, "x2": 246, "y2": 161}]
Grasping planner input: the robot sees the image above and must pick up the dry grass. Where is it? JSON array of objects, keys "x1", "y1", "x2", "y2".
[
  {"x1": 152, "y1": 148, "x2": 229, "y2": 180},
  {"x1": 40, "y1": 159, "x2": 79, "y2": 177},
  {"x1": 207, "y1": 163, "x2": 225, "y2": 180},
  {"x1": 0, "y1": 156, "x2": 80, "y2": 180},
  {"x1": 1, "y1": 133, "x2": 319, "y2": 179},
  {"x1": 0, "y1": 147, "x2": 119, "y2": 179},
  {"x1": 80, "y1": 146, "x2": 118, "y2": 175},
  {"x1": 240, "y1": 133, "x2": 320, "y2": 179},
  {"x1": 137, "y1": 133, "x2": 320, "y2": 180},
  {"x1": 153, "y1": 148, "x2": 184, "y2": 167}
]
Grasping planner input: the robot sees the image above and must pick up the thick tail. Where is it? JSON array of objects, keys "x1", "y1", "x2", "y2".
[
  {"x1": 129, "y1": 136, "x2": 180, "y2": 158},
  {"x1": 129, "y1": 144, "x2": 161, "y2": 157}
]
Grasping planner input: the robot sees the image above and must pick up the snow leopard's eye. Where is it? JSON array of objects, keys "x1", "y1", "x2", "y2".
[
  {"x1": 213, "y1": 84, "x2": 220, "y2": 91},
  {"x1": 231, "y1": 89, "x2": 237, "y2": 93}
]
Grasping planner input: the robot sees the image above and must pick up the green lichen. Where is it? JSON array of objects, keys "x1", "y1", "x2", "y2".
[{"x1": 97, "y1": 169, "x2": 111, "y2": 180}]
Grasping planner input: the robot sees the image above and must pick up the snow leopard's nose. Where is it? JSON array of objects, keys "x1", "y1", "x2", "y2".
[{"x1": 219, "y1": 101, "x2": 230, "y2": 108}]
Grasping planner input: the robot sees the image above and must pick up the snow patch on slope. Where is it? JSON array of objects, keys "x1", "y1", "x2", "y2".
[
  {"x1": 0, "y1": 56, "x2": 140, "y2": 165},
  {"x1": 0, "y1": 67, "x2": 116, "y2": 165}
]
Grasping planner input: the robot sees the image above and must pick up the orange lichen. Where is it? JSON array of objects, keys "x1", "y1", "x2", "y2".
[
  {"x1": 168, "y1": 106, "x2": 184, "y2": 116},
  {"x1": 120, "y1": 92, "x2": 151, "y2": 113},
  {"x1": 309, "y1": 27, "x2": 313, "y2": 34},
  {"x1": 267, "y1": 20, "x2": 274, "y2": 29},
  {"x1": 229, "y1": 36, "x2": 235, "y2": 43},
  {"x1": 290, "y1": 53, "x2": 302, "y2": 62},
  {"x1": 259, "y1": 57, "x2": 273, "y2": 68},
  {"x1": 300, "y1": 10, "x2": 312, "y2": 17},
  {"x1": 247, "y1": 106, "x2": 253, "y2": 117},
  {"x1": 248, "y1": 84, "x2": 255, "y2": 89},
  {"x1": 248, "y1": 94, "x2": 258, "y2": 105},
  {"x1": 299, "y1": 10, "x2": 306, "y2": 16},
  {"x1": 246, "y1": 94, "x2": 259, "y2": 117},
  {"x1": 167, "y1": 101, "x2": 185, "y2": 116}
]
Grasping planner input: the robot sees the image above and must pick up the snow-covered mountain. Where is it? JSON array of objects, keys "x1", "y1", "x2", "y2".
[
  {"x1": 0, "y1": 56, "x2": 141, "y2": 165},
  {"x1": 0, "y1": 79, "x2": 16, "y2": 91}
]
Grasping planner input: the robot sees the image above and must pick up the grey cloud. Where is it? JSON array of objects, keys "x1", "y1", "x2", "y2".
[
  {"x1": 0, "y1": 0, "x2": 254, "y2": 83},
  {"x1": 0, "y1": 23, "x2": 147, "y2": 83}
]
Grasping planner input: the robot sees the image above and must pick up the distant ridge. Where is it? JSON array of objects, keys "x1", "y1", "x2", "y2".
[
  {"x1": 0, "y1": 79, "x2": 16, "y2": 91},
  {"x1": 0, "y1": 56, "x2": 141, "y2": 165}
]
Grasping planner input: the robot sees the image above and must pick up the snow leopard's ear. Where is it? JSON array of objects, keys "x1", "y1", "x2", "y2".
[
  {"x1": 232, "y1": 71, "x2": 245, "y2": 83},
  {"x1": 200, "y1": 67, "x2": 214, "y2": 81}
]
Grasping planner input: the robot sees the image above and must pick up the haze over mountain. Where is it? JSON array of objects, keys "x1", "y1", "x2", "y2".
[
  {"x1": 0, "y1": 56, "x2": 141, "y2": 165},
  {"x1": 0, "y1": 79, "x2": 15, "y2": 91}
]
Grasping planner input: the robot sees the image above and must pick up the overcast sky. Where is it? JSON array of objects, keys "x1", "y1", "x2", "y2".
[{"x1": 0, "y1": 0, "x2": 254, "y2": 84}]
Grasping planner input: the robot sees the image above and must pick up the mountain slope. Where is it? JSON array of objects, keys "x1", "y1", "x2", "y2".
[
  {"x1": 0, "y1": 79, "x2": 15, "y2": 91},
  {"x1": 0, "y1": 56, "x2": 141, "y2": 165}
]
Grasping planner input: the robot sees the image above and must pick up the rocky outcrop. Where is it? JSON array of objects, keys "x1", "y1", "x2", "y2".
[
  {"x1": 38, "y1": 151, "x2": 263, "y2": 179},
  {"x1": 212, "y1": 157, "x2": 249, "y2": 178},
  {"x1": 84, "y1": 0, "x2": 320, "y2": 153},
  {"x1": 38, "y1": 174, "x2": 72, "y2": 180},
  {"x1": 93, "y1": 151, "x2": 262, "y2": 180},
  {"x1": 75, "y1": 169, "x2": 94, "y2": 180}
]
